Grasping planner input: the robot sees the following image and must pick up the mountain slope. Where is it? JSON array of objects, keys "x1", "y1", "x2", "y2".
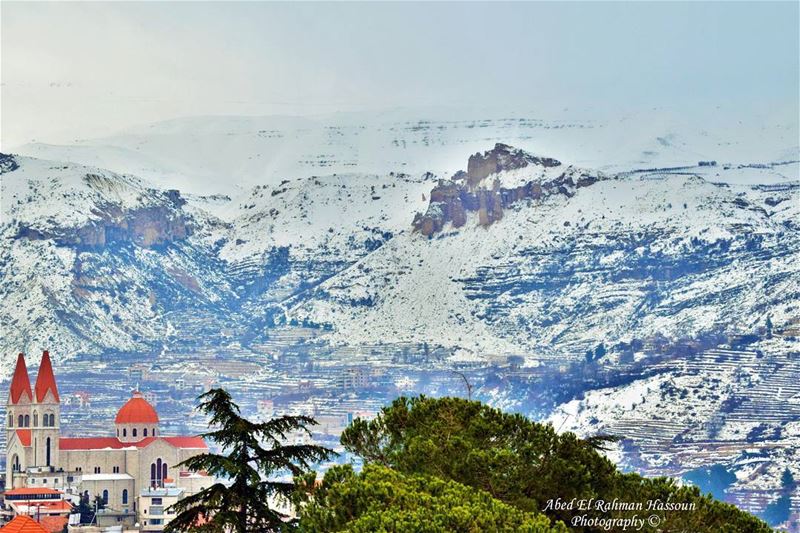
[
  {"x1": 2, "y1": 145, "x2": 797, "y2": 372},
  {"x1": 0, "y1": 154, "x2": 436, "y2": 370},
  {"x1": 287, "y1": 146, "x2": 799, "y2": 361},
  {"x1": 14, "y1": 107, "x2": 799, "y2": 194},
  {"x1": 0, "y1": 154, "x2": 235, "y2": 360}
]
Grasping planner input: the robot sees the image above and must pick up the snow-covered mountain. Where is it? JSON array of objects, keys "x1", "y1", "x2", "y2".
[
  {"x1": 2, "y1": 140, "x2": 799, "y2": 514},
  {"x1": 2, "y1": 143, "x2": 797, "y2": 375},
  {"x1": 0, "y1": 154, "x2": 234, "y2": 360},
  {"x1": 287, "y1": 145, "x2": 799, "y2": 361},
  {"x1": 0, "y1": 152, "x2": 439, "y2": 370},
  {"x1": 14, "y1": 106, "x2": 799, "y2": 195}
]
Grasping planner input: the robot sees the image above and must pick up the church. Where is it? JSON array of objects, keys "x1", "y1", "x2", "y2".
[{"x1": 4, "y1": 351, "x2": 210, "y2": 528}]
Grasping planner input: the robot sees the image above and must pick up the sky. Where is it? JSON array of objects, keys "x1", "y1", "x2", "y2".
[{"x1": 1, "y1": 1, "x2": 798, "y2": 149}]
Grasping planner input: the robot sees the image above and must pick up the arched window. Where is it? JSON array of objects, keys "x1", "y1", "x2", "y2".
[
  {"x1": 49, "y1": 414, "x2": 55, "y2": 426},
  {"x1": 8, "y1": 414, "x2": 12, "y2": 427},
  {"x1": 24, "y1": 415, "x2": 29, "y2": 427},
  {"x1": 123, "y1": 428, "x2": 127, "y2": 437},
  {"x1": 133, "y1": 428, "x2": 137, "y2": 437},
  {"x1": 11, "y1": 454, "x2": 20, "y2": 472},
  {"x1": 102, "y1": 490, "x2": 109, "y2": 504},
  {"x1": 144, "y1": 428, "x2": 148, "y2": 437},
  {"x1": 18, "y1": 415, "x2": 23, "y2": 427},
  {"x1": 33, "y1": 412, "x2": 38, "y2": 427},
  {"x1": 122, "y1": 489, "x2": 128, "y2": 505},
  {"x1": 151, "y1": 458, "x2": 166, "y2": 487},
  {"x1": 46, "y1": 437, "x2": 51, "y2": 467},
  {"x1": 116, "y1": 428, "x2": 119, "y2": 437}
]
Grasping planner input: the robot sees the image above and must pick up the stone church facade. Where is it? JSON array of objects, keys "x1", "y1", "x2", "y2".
[{"x1": 5, "y1": 351, "x2": 208, "y2": 518}]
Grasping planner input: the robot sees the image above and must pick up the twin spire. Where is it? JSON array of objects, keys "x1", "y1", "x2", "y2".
[
  {"x1": 8, "y1": 351, "x2": 59, "y2": 405},
  {"x1": 9, "y1": 353, "x2": 32, "y2": 404}
]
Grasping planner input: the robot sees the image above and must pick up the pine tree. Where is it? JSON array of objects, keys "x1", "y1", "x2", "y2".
[
  {"x1": 781, "y1": 467, "x2": 795, "y2": 489},
  {"x1": 594, "y1": 342, "x2": 607, "y2": 360},
  {"x1": 165, "y1": 388, "x2": 333, "y2": 533},
  {"x1": 75, "y1": 493, "x2": 106, "y2": 525}
]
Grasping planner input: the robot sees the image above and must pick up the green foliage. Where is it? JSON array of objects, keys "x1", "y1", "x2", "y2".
[
  {"x1": 298, "y1": 464, "x2": 567, "y2": 533},
  {"x1": 165, "y1": 388, "x2": 333, "y2": 533},
  {"x1": 76, "y1": 493, "x2": 98, "y2": 524},
  {"x1": 339, "y1": 396, "x2": 772, "y2": 533},
  {"x1": 340, "y1": 395, "x2": 618, "y2": 525}
]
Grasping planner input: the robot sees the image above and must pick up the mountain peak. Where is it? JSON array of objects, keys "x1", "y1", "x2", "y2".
[
  {"x1": 414, "y1": 144, "x2": 585, "y2": 236},
  {"x1": 456, "y1": 143, "x2": 561, "y2": 187}
]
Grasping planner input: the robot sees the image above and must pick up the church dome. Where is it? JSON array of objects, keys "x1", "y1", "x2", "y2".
[{"x1": 115, "y1": 391, "x2": 159, "y2": 424}]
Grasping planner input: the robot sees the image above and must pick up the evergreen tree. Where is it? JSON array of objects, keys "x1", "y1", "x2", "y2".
[
  {"x1": 298, "y1": 464, "x2": 566, "y2": 533},
  {"x1": 75, "y1": 493, "x2": 105, "y2": 525},
  {"x1": 340, "y1": 396, "x2": 771, "y2": 532},
  {"x1": 781, "y1": 467, "x2": 795, "y2": 489},
  {"x1": 165, "y1": 388, "x2": 333, "y2": 533},
  {"x1": 762, "y1": 494, "x2": 791, "y2": 526},
  {"x1": 594, "y1": 342, "x2": 607, "y2": 360}
]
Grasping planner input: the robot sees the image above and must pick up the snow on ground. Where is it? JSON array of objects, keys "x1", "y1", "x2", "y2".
[
  {"x1": 1, "y1": 156, "x2": 163, "y2": 230},
  {"x1": 286, "y1": 163, "x2": 798, "y2": 361},
  {"x1": 12, "y1": 106, "x2": 798, "y2": 195}
]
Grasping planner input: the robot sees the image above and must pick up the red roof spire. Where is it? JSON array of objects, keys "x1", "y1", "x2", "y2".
[
  {"x1": 34, "y1": 350, "x2": 59, "y2": 403},
  {"x1": 9, "y1": 353, "x2": 33, "y2": 405}
]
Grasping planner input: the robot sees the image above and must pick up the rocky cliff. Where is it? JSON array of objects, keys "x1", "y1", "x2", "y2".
[{"x1": 413, "y1": 143, "x2": 602, "y2": 236}]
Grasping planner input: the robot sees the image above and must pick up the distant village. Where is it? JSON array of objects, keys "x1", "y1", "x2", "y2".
[{"x1": 0, "y1": 318, "x2": 798, "y2": 531}]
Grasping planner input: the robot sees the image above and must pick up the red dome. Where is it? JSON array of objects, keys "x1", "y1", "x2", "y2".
[{"x1": 115, "y1": 391, "x2": 159, "y2": 424}]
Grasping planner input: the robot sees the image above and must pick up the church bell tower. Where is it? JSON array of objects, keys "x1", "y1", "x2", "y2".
[{"x1": 31, "y1": 350, "x2": 60, "y2": 468}]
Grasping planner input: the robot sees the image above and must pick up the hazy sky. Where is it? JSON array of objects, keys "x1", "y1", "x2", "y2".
[{"x1": 2, "y1": 1, "x2": 798, "y2": 148}]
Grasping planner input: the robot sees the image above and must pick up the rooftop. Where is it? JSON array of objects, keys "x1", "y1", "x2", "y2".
[
  {"x1": 9, "y1": 353, "x2": 33, "y2": 405},
  {"x1": 34, "y1": 350, "x2": 59, "y2": 403},
  {"x1": 115, "y1": 391, "x2": 159, "y2": 424},
  {"x1": 5, "y1": 487, "x2": 63, "y2": 496},
  {"x1": 0, "y1": 515, "x2": 50, "y2": 533},
  {"x1": 140, "y1": 486, "x2": 184, "y2": 498},
  {"x1": 59, "y1": 435, "x2": 206, "y2": 451},
  {"x1": 79, "y1": 473, "x2": 134, "y2": 481}
]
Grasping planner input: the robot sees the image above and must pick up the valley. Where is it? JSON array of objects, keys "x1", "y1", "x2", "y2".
[{"x1": 1, "y1": 133, "x2": 798, "y2": 521}]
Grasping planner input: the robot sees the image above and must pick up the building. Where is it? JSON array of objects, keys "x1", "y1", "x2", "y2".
[
  {"x1": 3, "y1": 487, "x2": 71, "y2": 526},
  {"x1": 138, "y1": 483, "x2": 184, "y2": 531},
  {"x1": 335, "y1": 367, "x2": 370, "y2": 391},
  {"x1": 4, "y1": 351, "x2": 212, "y2": 528}
]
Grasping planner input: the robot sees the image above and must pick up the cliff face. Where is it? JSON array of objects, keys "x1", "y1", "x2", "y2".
[
  {"x1": 413, "y1": 143, "x2": 600, "y2": 236},
  {"x1": 16, "y1": 204, "x2": 193, "y2": 249},
  {"x1": 465, "y1": 142, "x2": 561, "y2": 186},
  {"x1": 12, "y1": 170, "x2": 193, "y2": 249}
]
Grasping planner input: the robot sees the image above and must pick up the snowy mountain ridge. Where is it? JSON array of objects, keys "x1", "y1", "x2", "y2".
[
  {"x1": 2, "y1": 143, "x2": 796, "y2": 375},
  {"x1": 13, "y1": 107, "x2": 799, "y2": 195}
]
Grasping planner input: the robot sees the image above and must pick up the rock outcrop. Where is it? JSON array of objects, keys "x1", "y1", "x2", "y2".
[
  {"x1": 413, "y1": 143, "x2": 601, "y2": 236},
  {"x1": 17, "y1": 204, "x2": 192, "y2": 249},
  {"x1": 464, "y1": 142, "x2": 561, "y2": 186},
  {"x1": 14, "y1": 172, "x2": 193, "y2": 249}
]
